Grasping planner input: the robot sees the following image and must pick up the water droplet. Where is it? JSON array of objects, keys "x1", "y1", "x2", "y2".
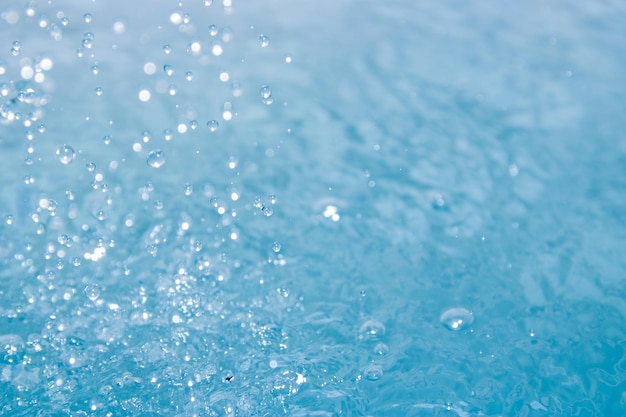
[
  {"x1": 259, "y1": 85, "x2": 272, "y2": 99},
  {"x1": 185, "y1": 71, "x2": 194, "y2": 81},
  {"x1": 163, "y1": 64, "x2": 174, "y2": 76},
  {"x1": 83, "y1": 13, "x2": 92, "y2": 23},
  {"x1": 163, "y1": 44, "x2": 172, "y2": 54},
  {"x1": 82, "y1": 32, "x2": 94, "y2": 49},
  {"x1": 103, "y1": 135, "x2": 111, "y2": 145},
  {"x1": 440, "y1": 308, "x2": 474, "y2": 331},
  {"x1": 10, "y1": 41, "x2": 21, "y2": 56},
  {"x1": 359, "y1": 319, "x2": 386, "y2": 340},
  {"x1": 207, "y1": 120, "x2": 219, "y2": 132},
  {"x1": 261, "y1": 205, "x2": 273, "y2": 217},
  {"x1": 147, "y1": 150, "x2": 165, "y2": 168},
  {"x1": 271, "y1": 242, "x2": 281, "y2": 253},
  {"x1": 84, "y1": 284, "x2": 101, "y2": 301},
  {"x1": 86, "y1": 162, "x2": 96, "y2": 172},
  {"x1": 208, "y1": 25, "x2": 218, "y2": 36},
  {"x1": 95, "y1": 87, "x2": 103, "y2": 96},
  {"x1": 95, "y1": 210, "x2": 105, "y2": 221},
  {"x1": 258, "y1": 35, "x2": 269, "y2": 47},
  {"x1": 91, "y1": 65, "x2": 99, "y2": 75},
  {"x1": 362, "y1": 364, "x2": 383, "y2": 381},
  {"x1": 56, "y1": 145, "x2": 75, "y2": 164}
]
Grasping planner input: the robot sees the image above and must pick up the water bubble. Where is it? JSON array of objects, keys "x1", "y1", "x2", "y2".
[
  {"x1": 359, "y1": 319, "x2": 386, "y2": 340},
  {"x1": 184, "y1": 183, "x2": 193, "y2": 195},
  {"x1": 189, "y1": 120, "x2": 198, "y2": 130},
  {"x1": 56, "y1": 145, "x2": 75, "y2": 164},
  {"x1": 440, "y1": 307, "x2": 474, "y2": 331},
  {"x1": 163, "y1": 64, "x2": 174, "y2": 76},
  {"x1": 185, "y1": 71, "x2": 194, "y2": 81},
  {"x1": 163, "y1": 44, "x2": 172, "y2": 54},
  {"x1": 91, "y1": 65, "x2": 99, "y2": 75},
  {"x1": 95, "y1": 87, "x2": 103, "y2": 96},
  {"x1": 271, "y1": 242, "x2": 281, "y2": 253},
  {"x1": 146, "y1": 150, "x2": 165, "y2": 168},
  {"x1": 83, "y1": 13, "x2": 92, "y2": 23},
  {"x1": 374, "y1": 343, "x2": 389, "y2": 356},
  {"x1": 205, "y1": 0, "x2": 213, "y2": 6},
  {"x1": 258, "y1": 35, "x2": 269, "y2": 47},
  {"x1": 61, "y1": 17, "x2": 69, "y2": 26},
  {"x1": 103, "y1": 135, "x2": 112, "y2": 145},
  {"x1": 208, "y1": 25, "x2": 218, "y2": 36},
  {"x1": 84, "y1": 284, "x2": 101, "y2": 301},
  {"x1": 362, "y1": 364, "x2": 383, "y2": 381},
  {"x1": 207, "y1": 120, "x2": 219, "y2": 132}
]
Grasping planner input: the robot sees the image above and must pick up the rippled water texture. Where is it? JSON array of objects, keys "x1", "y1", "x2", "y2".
[{"x1": 1, "y1": 1, "x2": 626, "y2": 416}]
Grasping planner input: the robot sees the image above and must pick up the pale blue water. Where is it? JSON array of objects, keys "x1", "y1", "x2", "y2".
[{"x1": 1, "y1": 1, "x2": 625, "y2": 416}]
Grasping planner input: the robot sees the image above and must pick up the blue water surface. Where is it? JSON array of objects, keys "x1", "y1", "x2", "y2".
[{"x1": 1, "y1": 1, "x2": 625, "y2": 416}]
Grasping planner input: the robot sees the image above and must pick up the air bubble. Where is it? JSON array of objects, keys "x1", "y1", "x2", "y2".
[
  {"x1": 208, "y1": 25, "x2": 218, "y2": 36},
  {"x1": 207, "y1": 120, "x2": 219, "y2": 132},
  {"x1": 440, "y1": 307, "x2": 474, "y2": 331},
  {"x1": 184, "y1": 183, "x2": 193, "y2": 196},
  {"x1": 147, "y1": 150, "x2": 165, "y2": 168},
  {"x1": 261, "y1": 205, "x2": 273, "y2": 217},
  {"x1": 163, "y1": 64, "x2": 174, "y2": 76},
  {"x1": 56, "y1": 145, "x2": 75, "y2": 164},
  {"x1": 163, "y1": 44, "x2": 172, "y2": 54},
  {"x1": 271, "y1": 242, "x2": 281, "y2": 253},
  {"x1": 258, "y1": 35, "x2": 269, "y2": 47},
  {"x1": 83, "y1": 13, "x2": 92, "y2": 23}
]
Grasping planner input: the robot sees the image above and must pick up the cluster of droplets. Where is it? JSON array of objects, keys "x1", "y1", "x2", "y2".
[{"x1": 253, "y1": 194, "x2": 277, "y2": 217}]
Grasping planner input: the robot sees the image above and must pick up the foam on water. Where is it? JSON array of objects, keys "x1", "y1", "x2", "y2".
[{"x1": 1, "y1": 0, "x2": 626, "y2": 416}]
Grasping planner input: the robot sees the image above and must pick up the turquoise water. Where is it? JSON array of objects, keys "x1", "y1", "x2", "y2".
[{"x1": 1, "y1": 1, "x2": 626, "y2": 415}]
